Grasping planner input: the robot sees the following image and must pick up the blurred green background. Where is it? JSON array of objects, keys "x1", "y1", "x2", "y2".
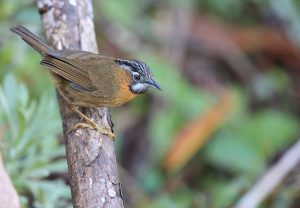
[{"x1": 1, "y1": 0, "x2": 300, "y2": 207}]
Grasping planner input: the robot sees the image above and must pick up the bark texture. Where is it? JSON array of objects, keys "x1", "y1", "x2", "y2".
[{"x1": 37, "y1": 0, "x2": 124, "y2": 207}]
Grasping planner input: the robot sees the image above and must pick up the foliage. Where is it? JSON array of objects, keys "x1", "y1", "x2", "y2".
[{"x1": 0, "y1": 74, "x2": 71, "y2": 208}]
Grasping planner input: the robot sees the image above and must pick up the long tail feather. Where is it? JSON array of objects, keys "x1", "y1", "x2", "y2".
[{"x1": 10, "y1": 25, "x2": 50, "y2": 56}]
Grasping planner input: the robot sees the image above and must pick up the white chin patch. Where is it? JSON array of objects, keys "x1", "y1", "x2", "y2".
[{"x1": 131, "y1": 83, "x2": 149, "y2": 94}]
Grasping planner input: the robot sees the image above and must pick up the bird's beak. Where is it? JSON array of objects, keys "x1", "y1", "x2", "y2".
[{"x1": 147, "y1": 79, "x2": 161, "y2": 90}]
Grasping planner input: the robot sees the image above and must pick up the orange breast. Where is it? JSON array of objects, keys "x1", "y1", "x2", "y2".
[
  {"x1": 56, "y1": 64, "x2": 139, "y2": 108},
  {"x1": 113, "y1": 68, "x2": 138, "y2": 106}
]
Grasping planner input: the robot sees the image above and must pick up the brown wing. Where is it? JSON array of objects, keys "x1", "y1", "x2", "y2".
[
  {"x1": 42, "y1": 50, "x2": 119, "y2": 97},
  {"x1": 41, "y1": 50, "x2": 114, "y2": 91}
]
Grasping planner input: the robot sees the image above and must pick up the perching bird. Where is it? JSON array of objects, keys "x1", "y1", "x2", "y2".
[{"x1": 10, "y1": 25, "x2": 161, "y2": 138}]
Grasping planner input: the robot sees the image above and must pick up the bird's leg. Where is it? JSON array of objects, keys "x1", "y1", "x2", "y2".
[{"x1": 70, "y1": 106, "x2": 115, "y2": 139}]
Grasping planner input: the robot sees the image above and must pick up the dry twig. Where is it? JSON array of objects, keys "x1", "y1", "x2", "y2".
[
  {"x1": 0, "y1": 154, "x2": 20, "y2": 208},
  {"x1": 235, "y1": 139, "x2": 300, "y2": 208}
]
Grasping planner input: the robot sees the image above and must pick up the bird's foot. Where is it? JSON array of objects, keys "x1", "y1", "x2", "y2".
[
  {"x1": 72, "y1": 122, "x2": 115, "y2": 140},
  {"x1": 70, "y1": 106, "x2": 115, "y2": 140}
]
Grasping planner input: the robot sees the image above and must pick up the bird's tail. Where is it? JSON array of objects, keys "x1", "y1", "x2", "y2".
[{"x1": 10, "y1": 25, "x2": 51, "y2": 56}]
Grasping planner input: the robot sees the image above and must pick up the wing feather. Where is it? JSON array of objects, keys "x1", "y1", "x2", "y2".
[
  {"x1": 42, "y1": 50, "x2": 121, "y2": 95},
  {"x1": 41, "y1": 57, "x2": 94, "y2": 90}
]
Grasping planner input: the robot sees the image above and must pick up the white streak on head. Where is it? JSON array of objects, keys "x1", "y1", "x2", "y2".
[{"x1": 119, "y1": 64, "x2": 132, "y2": 71}]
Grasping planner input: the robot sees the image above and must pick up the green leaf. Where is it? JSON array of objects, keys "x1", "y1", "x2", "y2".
[
  {"x1": 0, "y1": 74, "x2": 70, "y2": 207},
  {"x1": 204, "y1": 107, "x2": 298, "y2": 175}
]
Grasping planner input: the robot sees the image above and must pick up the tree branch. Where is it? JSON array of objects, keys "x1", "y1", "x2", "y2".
[
  {"x1": 235, "y1": 139, "x2": 300, "y2": 208},
  {"x1": 37, "y1": 0, "x2": 124, "y2": 207}
]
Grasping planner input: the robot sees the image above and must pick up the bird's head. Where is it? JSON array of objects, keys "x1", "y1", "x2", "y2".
[{"x1": 114, "y1": 59, "x2": 161, "y2": 94}]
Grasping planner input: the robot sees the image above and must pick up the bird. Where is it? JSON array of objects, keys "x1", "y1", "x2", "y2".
[{"x1": 10, "y1": 25, "x2": 161, "y2": 139}]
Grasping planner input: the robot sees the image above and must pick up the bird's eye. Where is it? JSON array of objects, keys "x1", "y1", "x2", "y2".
[{"x1": 133, "y1": 73, "x2": 141, "y2": 81}]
